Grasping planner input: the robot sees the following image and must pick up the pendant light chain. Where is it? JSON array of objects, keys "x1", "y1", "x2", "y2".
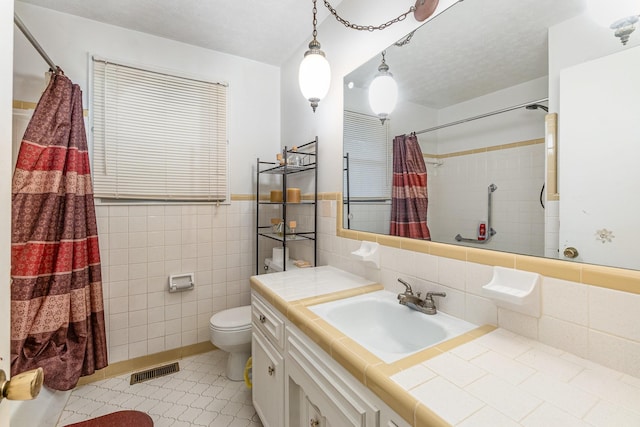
[
  {"x1": 323, "y1": 0, "x2": 416, "y2": 32},
  {"x1": 395, "y1": 30, "x2": 416, "y2": 47},
  {"x1": 312, "y1": 0, "x2": 318, "y2": 41}
]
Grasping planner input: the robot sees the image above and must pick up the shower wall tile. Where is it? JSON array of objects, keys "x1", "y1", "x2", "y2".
[
  {"x1": 98, "y1": 200, "x2": 255, "y2": 362},
  {"x1": 429, "y1": 144, "x2": 545, "y2": 258}
]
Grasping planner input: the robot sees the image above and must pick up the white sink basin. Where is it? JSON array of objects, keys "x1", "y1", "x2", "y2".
[{"x1": 309, "y1": 290, "x2": 477, "y2": 363}]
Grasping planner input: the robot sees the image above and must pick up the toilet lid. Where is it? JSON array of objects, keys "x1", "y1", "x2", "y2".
[{"x1": 210, "y1": 306, "x2": 252, "y2": 331}]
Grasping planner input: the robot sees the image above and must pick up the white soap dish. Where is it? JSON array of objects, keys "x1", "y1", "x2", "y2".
[
  {"x1": 351, "y1": 241, "x2": 380, "y2": 269},
  {"x1": 482, "y1": 266, "x2": 541, "y2": 317}
]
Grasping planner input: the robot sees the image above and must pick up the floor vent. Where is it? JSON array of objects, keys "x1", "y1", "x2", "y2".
[{"x1": 130, "y1": 362, "x2": 180, "y2": 385}]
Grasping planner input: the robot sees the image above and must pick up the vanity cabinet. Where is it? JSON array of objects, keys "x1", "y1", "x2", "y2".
[{"x1": 251, "y1": 290, "x2": 409, "y2": 427}]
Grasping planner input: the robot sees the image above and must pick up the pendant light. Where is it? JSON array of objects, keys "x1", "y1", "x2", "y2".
[
  {"x1": 299, "y1": 0, "x2": 331, "y2": 112},
  {"x1": 298, "y1": 0, "x2": 440, "y2": 112},
  {"x1": 368, "y1": 51, "x2": 398, "y2": 124}
]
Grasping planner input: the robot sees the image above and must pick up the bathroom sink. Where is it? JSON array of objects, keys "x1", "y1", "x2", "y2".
[{"x1": 308, "y1": 290, "x2": 477, "y2": 363}]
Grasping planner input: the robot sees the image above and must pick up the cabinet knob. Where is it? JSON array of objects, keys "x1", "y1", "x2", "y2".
[
  {"x1": 310, "y1": 419, "x2": 320, "y2": 427},
  {"x1": 259, "y1": 314, "x2": 267, "y2": 323},
  {"x1": 268, "y1": 365, "x2": 275, "y2": 376}
]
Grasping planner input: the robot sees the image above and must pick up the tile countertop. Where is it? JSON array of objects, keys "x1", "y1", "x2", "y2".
[{"x1": 250, "y1": 266, "x2": 640, "y2": 427}]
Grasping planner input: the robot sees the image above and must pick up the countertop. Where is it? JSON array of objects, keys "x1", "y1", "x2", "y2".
[{"x1": 250, "y1": 266, "x2": 640, "y2": 427}]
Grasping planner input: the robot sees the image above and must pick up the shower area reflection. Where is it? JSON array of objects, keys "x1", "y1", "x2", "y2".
[{"x1": 343, "y1": 93, "x2": 549, "y2": 258}]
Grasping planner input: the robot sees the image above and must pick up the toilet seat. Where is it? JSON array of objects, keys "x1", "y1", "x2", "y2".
[{"x1": 210, "y1": 306, "x2": 251, "y2": 332}]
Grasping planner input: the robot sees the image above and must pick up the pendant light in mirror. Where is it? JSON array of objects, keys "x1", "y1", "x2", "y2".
[{"x1": 368, "y1": 51, "x2": 398, "y2": 124}]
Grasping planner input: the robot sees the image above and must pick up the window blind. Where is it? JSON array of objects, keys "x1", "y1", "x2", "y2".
[
  {"x1": 92, "y1": 58, "x2": 228, "y2": 201},
  {"x1": 343, "y1": 111, "x2": 391, "y2": 199}
]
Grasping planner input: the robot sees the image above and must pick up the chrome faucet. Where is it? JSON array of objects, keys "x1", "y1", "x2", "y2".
[{"x1": 397, "y1": 278, "x2": 446, "y2": 315}]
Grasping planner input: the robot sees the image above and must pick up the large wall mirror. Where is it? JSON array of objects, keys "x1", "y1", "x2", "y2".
[{"x1": 343, "y1": 0, "x2": 640, "y2": 270}]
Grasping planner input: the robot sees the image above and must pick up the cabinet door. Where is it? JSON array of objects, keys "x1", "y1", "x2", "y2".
[
  {"x1": 286, "y1": 329, "x2": 379, "y2": 426},
  {"x1": 252, "y1": 331, "x2": 284, "y2": 427},
  {"x1": 305, "y1": 396, "x2": 326, "y2": 427}
]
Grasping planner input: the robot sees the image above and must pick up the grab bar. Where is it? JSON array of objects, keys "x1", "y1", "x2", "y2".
[{"x1": 454, "y1": 183, "x2": 498, "y2": 244}]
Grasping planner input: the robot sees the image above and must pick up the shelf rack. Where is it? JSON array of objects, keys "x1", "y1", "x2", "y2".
[{"x1": 255, "y1": 137, "x2": 318, "y2": 274}]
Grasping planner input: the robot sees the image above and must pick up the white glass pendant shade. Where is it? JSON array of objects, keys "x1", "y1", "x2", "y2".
[
  {"x1": 368, "y1": 73, "x2": 398, "y2": 123},
  {"x1": 299, "y1": 52, "x2": 331, "y2": 112},
  {"x1": 587, "y1": 0, "x2": 640, "y2": 28}
]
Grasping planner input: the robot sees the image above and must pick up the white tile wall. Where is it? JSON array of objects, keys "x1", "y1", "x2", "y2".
[
  {"x1": 96, "y1": 201, "x2": 255, "y2": 363},
  {"x1": 428, "y1": 144, "x2": 545, "y2": 257},
  {"x1": 317, "y1": 199, "x2": 640, "y2": 379}
]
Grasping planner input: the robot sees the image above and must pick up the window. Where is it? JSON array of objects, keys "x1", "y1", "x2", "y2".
[
  {"x1": 92, "y1": 58, "x2": 228, "y2": 201},
  {"x1": 343, "y1": 110, "x2": 391, "y2": 199}
]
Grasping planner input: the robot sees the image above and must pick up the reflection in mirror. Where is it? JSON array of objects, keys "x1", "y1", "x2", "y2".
[{"x1": 343, "y1": 0, "x2": 640, "y2": 270}]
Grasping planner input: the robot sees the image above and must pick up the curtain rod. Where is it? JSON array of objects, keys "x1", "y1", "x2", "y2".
[
  {"x1": 14, "y1": 13, "x2": 58, "y2": 72},
  {"x1": 413, "y1": 98, "x2": 549, "y2": 136}
]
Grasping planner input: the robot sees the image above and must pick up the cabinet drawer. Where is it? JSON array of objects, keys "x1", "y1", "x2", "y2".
[{"x1": 251, "y1": 295, "x2": 284, "y2": 349}]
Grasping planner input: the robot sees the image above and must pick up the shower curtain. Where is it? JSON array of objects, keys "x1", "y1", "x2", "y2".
[
  {"x1": 11, "y1": 73, "x2": 108, "y2": 391},
  {"x1": 390, "y1": 133, "x2": 431, "y2": 240}
]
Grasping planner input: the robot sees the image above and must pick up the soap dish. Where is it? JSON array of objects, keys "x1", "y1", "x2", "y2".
[
  {"x1": 482, "y1": 266, "x2": 541, "y2": 317},
  {"x1": 351, "y1": 241, "x2": 380, "y2": 269}
]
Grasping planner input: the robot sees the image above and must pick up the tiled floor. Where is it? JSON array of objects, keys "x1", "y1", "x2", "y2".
[{"x1": 57, "y1": 350, "x2": 263, "y2": 427}]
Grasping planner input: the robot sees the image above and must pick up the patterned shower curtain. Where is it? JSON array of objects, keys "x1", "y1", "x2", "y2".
[
  {"x1": 11, "y1": 73, "x2": 108, "y2": 391},
  {"x1": 390, "y1": 133, "x2": 432, "y2": 240}
]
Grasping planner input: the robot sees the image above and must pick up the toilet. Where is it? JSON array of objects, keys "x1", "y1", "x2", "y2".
[{"x1": 209, "y1": 305, "x2": 252, "y2": 381}]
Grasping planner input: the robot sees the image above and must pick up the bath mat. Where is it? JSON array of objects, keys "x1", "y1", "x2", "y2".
[{"x1": 64, "y1": 410, "x2": 153, "y2": 427}]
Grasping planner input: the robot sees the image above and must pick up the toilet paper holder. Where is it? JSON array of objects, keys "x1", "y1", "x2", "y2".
[{"x1": 169, "y1": 273, "x2": 195, "y2": 293}]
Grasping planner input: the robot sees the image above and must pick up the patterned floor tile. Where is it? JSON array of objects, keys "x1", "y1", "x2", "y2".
[{"x1": 56, "y1": 350, "x2": 263, "y2": 427}]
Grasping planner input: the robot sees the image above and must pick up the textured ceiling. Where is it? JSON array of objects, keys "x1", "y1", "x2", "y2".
[
  {"x1": 346, "y1": 0, "x2": 587, "y2": 109},
  {"x1": 17, "y1": 0, "x2": 342, "y2": 66}
]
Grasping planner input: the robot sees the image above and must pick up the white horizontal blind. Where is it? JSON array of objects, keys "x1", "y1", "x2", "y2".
[
  {"x1": 343, "y1": 111, "x2": 391, "y2": 199},
  {"x1": 92, "y1": 58, "x2": 228, "y2": 201}
]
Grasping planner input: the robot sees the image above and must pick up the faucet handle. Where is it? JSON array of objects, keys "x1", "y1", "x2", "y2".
[
  {"x1": 425, "y1": 291, "x2": 446, "y2": 299},
  {"x1": 397, "y1": 278, "x2": 413, "y2": 295}
]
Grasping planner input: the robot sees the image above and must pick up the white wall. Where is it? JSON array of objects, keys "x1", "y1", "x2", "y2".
[
  {"x1": 12, "y1": 2, "x2": 281, "y2": 363},
  {"x1": 435, "y1": 77, "x2": 547, "y2": 154},
  {"x1": 1, "y1": 1, "x2": 14, "y2": 426}
]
